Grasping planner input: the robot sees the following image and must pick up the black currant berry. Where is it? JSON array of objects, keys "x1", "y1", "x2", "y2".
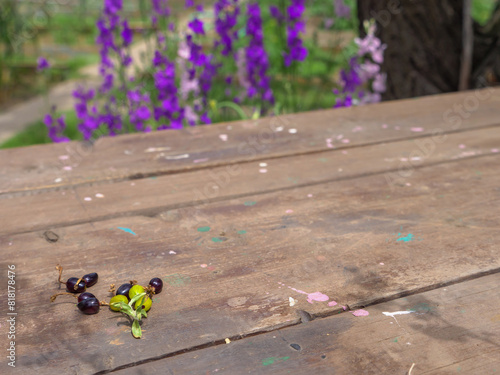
[
  {"x1": 149, "y1": 278, "x2": 163, "y2": 294},
  {"x1": 116, "y1": 283, "x2": 133, "y2": 299},
  {"x1": 66, "y1": 277, "x2": 86, "y2": 293},
  {"x1": 77, "y1": 292, "x2": 96, "y2": 303},
  {"x1": 77, "y1": 298, "x2": 100, "y2": 315},
  {"x1": 82, "y1": 273, "x2": 98, "y2": 287}
]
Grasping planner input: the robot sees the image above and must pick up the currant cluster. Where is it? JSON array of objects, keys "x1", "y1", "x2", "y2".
[
  {"x1": 109, "y1": 278, "x2": 164, "y2": 313},
  {"x1": 50, "y1": 265, "x2": 164, "y2": 338},
  {"x1": 51, "y1": 265, "x2": 102, "y2": 314}
]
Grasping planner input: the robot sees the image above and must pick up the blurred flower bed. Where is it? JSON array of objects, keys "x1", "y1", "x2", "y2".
[{"x1": 3, "y1": 0, "x2": 388, "y2": 146}]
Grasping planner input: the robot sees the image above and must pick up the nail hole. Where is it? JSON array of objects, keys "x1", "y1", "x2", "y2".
[
  {"x1": 290, "y1": 343, "x2": 301, "y2": 351},
  {"x1": 44, "y1": 231, "x2": 59, "y2": 243},
  {"x1": 321, "y1": 355, "x2": 326, "y2": 359}
]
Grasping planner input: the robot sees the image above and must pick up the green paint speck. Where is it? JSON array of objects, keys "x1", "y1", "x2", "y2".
[
  {"x1": 197, "y1": 226, "x2": 211, "y2": 232},
  {"x1": 409, "y1": 303, "x2": 435, "y2": 313},
  {"x1": 262, "y1": 356, "x2": 290, "y2": 366},
  {"x1": 244, "y1": 201, "x2": 257, "y2": 206},
  {"x1": 237, "y1": 230, "x2": 247, "y2": 234},
  {"x1": 164, "y1": 273, "x2": 191, "y2": 287},
  {"x1": 212, "y1": 237, "x2": 224, "y2": 243},
  {"x1": 392, "y1": 338, "x2": 398, "y2": 342}
]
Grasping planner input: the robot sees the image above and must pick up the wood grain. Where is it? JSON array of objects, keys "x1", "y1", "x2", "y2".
[
  {"x1": 115, "y1": 273, "x2": 500, "y2": 375},
  {"x1": 1, "y1": 153, "x2": 499, "y2": 374},
  {"x1": 1, "y1": 125, "x2": 499, "y2": 235},
  {"x1": 1, "y1": 88, "x2": 498, "y2": 195}
]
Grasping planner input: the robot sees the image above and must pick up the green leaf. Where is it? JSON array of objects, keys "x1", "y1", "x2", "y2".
[
  {"x1": 112, "y1": 302, "x2": 133, "y2": 315},
  {"x1": 132, "y1": 319, "x2": 142, "y2": 339},
  {"x1": 129, "y1": 292, "x2": 146, "y2": 306},
  {"x1": 135, "y1": 296, "x2": 145, "y2": 320},
  {"x1": 140, "y1": 310, "x2": 148, "y2": 319}
]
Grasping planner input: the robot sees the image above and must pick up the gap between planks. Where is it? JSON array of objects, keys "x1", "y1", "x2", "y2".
[
  {"x1": 91, "y1": 266, "x2": 500, "y2": 375},
  {"x1": 2, "y1": 121, "x2": 499, "y2": 199}
]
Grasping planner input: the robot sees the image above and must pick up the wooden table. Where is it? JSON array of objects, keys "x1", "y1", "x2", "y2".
[{"x1": 1, "y1": 88, "x2": 500, "y2": 374}]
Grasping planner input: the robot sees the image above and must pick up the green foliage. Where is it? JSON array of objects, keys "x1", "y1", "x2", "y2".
[{"x1": 472, "y1": 0, "x2": 498, "y2": 25}]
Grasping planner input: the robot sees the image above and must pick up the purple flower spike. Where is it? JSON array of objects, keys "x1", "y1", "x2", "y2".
[
  {"x1": 283, "y1": 0, "x2": 308, "y2": 67},
  {"x1": 244, "y1": 3, "x2": 274, "y2": 107},
  {"x1": 214, "y1": 0, "x2": 241, "y2": 56}
]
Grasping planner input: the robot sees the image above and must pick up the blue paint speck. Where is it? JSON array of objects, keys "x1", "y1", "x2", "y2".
[
  {"x1": 117, "y1": 227, "x2": 136, "y2": 235},
  {"x1": 396, "y1": 233, "x2": 414, "y2": 242}
]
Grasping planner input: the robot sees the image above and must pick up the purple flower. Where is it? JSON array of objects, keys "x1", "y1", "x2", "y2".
[
  {"x1": 100, "y1": 106, "x2": 123, "y2": 135},
  {"x1": 132, "y1": 105, "x2": 151, "y2": 123},
  {"x1": 153, "y1": 50, "x2": 169, "y2": 67},
  {"x1": 354, "y1": 23, "x2": 386, "y2": 63},
  {"x1": 184, "y1": 105, "x2": 199, "y2": 125},
  {"x1": 152, "y1": 0, "x2": 170, "y2": 23},
  {"x1": 44, "y1": 113, "x2": 70, "y2": 143},
  {"x1": 121, "y1": 20, "x2": 133, "y2": 46},
  {"x1": 340, "y1": 58, "x2": 362, "y2": 93},
  {"x1": 324, "y1": 18, "x2": 334, "y2": 29},
  {"x1": 334, "y1": 0, "x2": 351, "y2": 19},
  {"x1": 269, "y1": 6, "x2": 284, "y2": 23},
  {"x1": 37, "y1": 57, "x2": 50, "y2": 71},
  {"x1": 372, "y1": 73, "x2": 387, "y2": 93},
  {"x1": 200, "y1": 112, "x2": 211, "y2": 124},
  {"x1": 104, "y1": 0, "x2": 122, "y2": 15},
  {"x1": 185, "y1": 0, "x2": 194, "y2": 8},
  {"x1": 188, "y1": 18, "x2": 205, "y2": 35},
  {"x1": 287, "y1": 0, "x2": 305, "y2": 20}
]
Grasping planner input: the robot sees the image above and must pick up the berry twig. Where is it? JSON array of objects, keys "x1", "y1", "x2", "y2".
[
  {"x1": 50, "y1": 292, "x2": 78, "y2": 302},
  {"x1": 111, "y1": 292, "x2": 148, "y2": 339},
  {"x1": 56, "y1": 264, "x2": 65, "y2": 285}
]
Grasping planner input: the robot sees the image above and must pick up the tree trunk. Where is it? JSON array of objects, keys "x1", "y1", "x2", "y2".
[{"x1": 357, "y1": 0, "x2": 464, "y2": 100}]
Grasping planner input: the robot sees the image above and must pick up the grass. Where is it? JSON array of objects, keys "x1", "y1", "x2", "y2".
[{"x1": 0, "y1": 111, "x2": 82, "y2": 149}]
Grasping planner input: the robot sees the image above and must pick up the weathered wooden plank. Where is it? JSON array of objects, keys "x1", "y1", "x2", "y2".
[
  {"x1": 115, "y1": 273, "x2": 500, "y2": 375},
  {"x1": 2, "y1": 125, "x2": 499, "y2": 235},
  {"x1": 0, "y1": 88, "x2": 498, "y2": 195},
  {"x1": 1, "y1": 154, "x2": 499, "y2": 374}
]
